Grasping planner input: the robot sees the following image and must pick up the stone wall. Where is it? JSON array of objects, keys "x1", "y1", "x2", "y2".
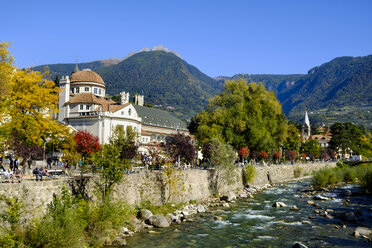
[{"x1": 0, "y1": 162, "x2": 336, "y2": 209}]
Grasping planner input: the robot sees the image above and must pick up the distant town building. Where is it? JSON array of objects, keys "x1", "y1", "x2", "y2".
[
  {"x1": 301, "y1": 111, "x2": 331, "y2": 148},
  {"x1": 57, "y1": 65, "x2": 189, "y2": 153}
]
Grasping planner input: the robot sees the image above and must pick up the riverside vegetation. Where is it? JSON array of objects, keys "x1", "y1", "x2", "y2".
[{"x1": 312, "y1": 162, "x2": 372, "y2": 193}]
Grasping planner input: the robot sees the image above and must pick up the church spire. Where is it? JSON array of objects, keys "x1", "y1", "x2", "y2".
[
  {"x1": 302, "y1": 111, "x2": 311, "y2": 140},
  {"x1": 304, "y1": 111, "x2": 310, "y2": 128},
  {"x1": 71, "y1": 57, "x2": 80, "y2": 75}
]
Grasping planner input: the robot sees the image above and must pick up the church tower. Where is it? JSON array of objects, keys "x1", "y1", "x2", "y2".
[{"x1": 302, "y1": 111, "x2": 311, "y2": 140}]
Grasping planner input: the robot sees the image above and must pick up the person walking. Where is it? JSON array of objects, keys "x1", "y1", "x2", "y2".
[
  {"x1": 13, "y1": 158, "x2": 19, "y2": 172},
  {"x1": 9, "y1": 157, "x2": 14, "y2": 171},
  {"x1": 27, "y1": 158, "x2": 33, "y2": 169}
]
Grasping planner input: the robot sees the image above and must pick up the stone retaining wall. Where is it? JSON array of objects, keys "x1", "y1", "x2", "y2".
[{"x1": 0, "y1": 162, "x2": 336, "y2": 209}]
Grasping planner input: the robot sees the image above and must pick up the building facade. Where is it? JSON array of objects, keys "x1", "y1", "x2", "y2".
[{"x1": 57, "y1": 66, "x2": 189, "y2": 152}]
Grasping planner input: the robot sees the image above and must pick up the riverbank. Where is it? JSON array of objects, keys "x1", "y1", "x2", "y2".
[
  {"x1": 126, "y1": 179, "x2": 372, "y2": 248},
  {"x1": 0, "y1": 162, "x2": 338, "y2": 247}
]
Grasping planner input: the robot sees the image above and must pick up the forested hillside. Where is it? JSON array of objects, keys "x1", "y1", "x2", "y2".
[
  {"x1": 278, "y1": 55, "x2": 372, "y2": 114},
  {"x1": 96, "y1": 51, "x2": 219, "y2": 118}
]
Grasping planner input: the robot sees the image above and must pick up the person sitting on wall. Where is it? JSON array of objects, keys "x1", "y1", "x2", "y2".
[
  {"x1": 4, "y1": 169, "x2": 14, "y2": 183},
  {"x1": 40, "y1": 166, "x2": 50, "y2": 178},
  {"x1": 33, "y1": 167, "x2": 43, "y2": 181},
  {"x1": 13, "y1": 168, "x2": 22, "y2": 183}
]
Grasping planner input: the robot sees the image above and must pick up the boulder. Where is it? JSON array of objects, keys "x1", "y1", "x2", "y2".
[
  {"x1": 197, "y1": 204, "x2": 206, "y2": 213},
  {"x1": 342, "y1": 212, "x2": 357, "y2": 223},
  {"x1": 147, "y1": 215, "x2": 170, "y2": 228},
  {"x1": 222, "y1": 202, "x2": 230, "y2": 207},
  {"x1": 292, "y1": 243, "x2": 308, "y2": 248},
  {"x1": 354, "y1": 227, "x2": 371, "y2": 236},
  {"x1": 353, "y1": 231, "x2": 360, "y2": 237},
  {"x1": 220, "y1": 192, "x2": 236, "y2": 202},
  {"x1": 342, "y1": 189, "x2": 352, "y2": 197},
  {"x1": 165, "y1": 213, "x2": 177, "y2": 225},
  {"x1": 314, "y1": 195, "x2": 330, "y2": 201},
  {"x1": 290, "y1": 205, "x2": 299, "y2": 211},
  {"x1": 138, "y1": 209, "x2": 153, "y2": 220},
  {"x1": 112, "y1": 237, "x2": 127, "y2": 247},
  {"x1": 272, "y1": 202, "x2": 287, "y2": 208},
  {"x1": 307, "y1": 200, "x2": 315, "y2": 205},
  {"x1": 214, "y1": 216, "x2": 223, "y2": 220},
  {"x1": 239, "y1": 192, "x2": 248, "y2": 198}
]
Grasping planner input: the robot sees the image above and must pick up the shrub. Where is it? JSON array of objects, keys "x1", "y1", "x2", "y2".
[
  {"x1": 356, "y1": 165, "x2": 372, "y2": 193},
  {"x1": 342, "y1": 167, "x2": 357, "y2": 183},
  {"x1": 336, "y1": 161, "x2": 348, "y2": 169},
  {"x1": 312, "y1": 168, "x2": 342, "y2": 190},
  {"x1": 294, "y1": 167, "x2": 303, "y2": 178},
  {"x1": 25, "y1": 187, "x2": 86, "y2": 248},
  {"x1": 243, "y1": 165, "x2": 256, "y2": 185}
]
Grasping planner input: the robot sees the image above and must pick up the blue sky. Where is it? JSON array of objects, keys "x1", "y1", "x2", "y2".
[{"x1": 2, "y1": 0, "x2": 372, "y2": 77}]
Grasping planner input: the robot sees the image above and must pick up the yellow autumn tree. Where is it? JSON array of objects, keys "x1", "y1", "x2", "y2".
[{"x1": 0, "y1": 41, "x2": 69, "y2": 156}]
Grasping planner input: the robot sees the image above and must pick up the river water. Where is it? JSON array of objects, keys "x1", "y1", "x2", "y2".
[{"x1": 126, "y1": 180, "x2": 372, "y2": 248}]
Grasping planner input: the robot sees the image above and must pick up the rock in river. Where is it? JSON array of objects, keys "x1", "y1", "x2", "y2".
[
  {"x1": 314, "y1": 195, "x2": 330, "y2": 201},
  {"x1": 272, "y1": 202, "x2": 287, "y2": 208},
  {"x1": 138, "y1": 209, "x2": 153, "y2": 220},
  {"x1": 147, "y1": 215, "x2": 170, "y2": 228},
  {"x1": 292, "y1": 242, "x2": 308, "y2": 248}
]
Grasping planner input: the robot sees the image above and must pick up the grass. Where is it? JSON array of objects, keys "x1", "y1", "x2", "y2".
[
  {"x1": 311, "y1": 162, "x2": 372, "y2": 193},
  {"x1": 243, "y1": 164, "x2": 256, "y2": 185},
  {"x1": 136, "y1": 200, "x2": 185, "y2": 216}
]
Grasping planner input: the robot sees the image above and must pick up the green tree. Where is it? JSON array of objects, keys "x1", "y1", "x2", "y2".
[
  {"x1": 206, "y1": 138, "x2": 237, "y2": 195},
  {"x1": 329, "y1": 122, "x2": 364, "y2": 156},
  {"x1": 195, "y1": 79, "x2": 288, "y2": 152},
  {"x1": 91, "y1": 143, "x2": 126, "y2": 201},
  {"x1": 283, "y1": 123, "x2": 301, "y2": 151},
  {"x1": 90, "y1": 126, "x2": 135, "y2": 201},
  {"x1": 301, "y1": 139, "x2": 321, "y2": 160}
]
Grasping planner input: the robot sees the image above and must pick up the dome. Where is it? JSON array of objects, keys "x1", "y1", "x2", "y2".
[{"x1": 70, "y1": 69, "x2": 105, "y2": 85}]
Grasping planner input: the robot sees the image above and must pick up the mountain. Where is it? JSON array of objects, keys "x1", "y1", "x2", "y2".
[
  {"x1": 278, "y1": 55, "x2": 372, "y2": 114},
  {"x1": 219, "y1": 74, "x2": 305, "y2": 95},
  {"x1": 96, "y1": 51, "x2": 219, "y2": 118},
  {"x1": 31, "y1": 58, "x2": 122, "y2": 79}
]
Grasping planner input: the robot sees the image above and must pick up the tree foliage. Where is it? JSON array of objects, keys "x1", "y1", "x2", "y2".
[
  {"x1": 195, "y1": 79, "x2": 288, "y2": 152},
  {"x1": 165, "y1": 133, "x2": 196, "y2": 163},
  {"x1": 283, "y1": 123, "x2": 301, "y2": 151},
  {"x1": 110, "y1": 126, "x2": 138, "y2": 161},
  {"x1": 75, "y1": 130, "x2": 101, "y2": 160},
  {"x1": 301, "y1": 139, "x2": 321, "y2": 160},
  {"x1": 329, "y1": 122, "x2": 364, "y2": 155},
  {"x1": 0, "y1": 42, "x2": 69, "y2": 155}
]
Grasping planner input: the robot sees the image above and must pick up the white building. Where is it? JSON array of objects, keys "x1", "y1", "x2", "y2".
[{"x1": 57, "y1": 66, "x2": 189, "y2": 151}]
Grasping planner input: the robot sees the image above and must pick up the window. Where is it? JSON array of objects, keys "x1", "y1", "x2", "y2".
[
  {"x1": 128, "y1": 108, "x2": 131, "y2": 116},
  {"x1": 85, "y1": 87, "x2": 89, "y2": 92},
  {"x1": 76, "y1": 87, "x2": 80, "y2": 93},
  {"x1": 86, "y1": 105, "x2": 90, "y2": 110},
  {"x1": 94, "y1": 88, "x2": 97, "y2": 94},
  {"x1": 80, "y1": 105, "x2": 83, "y2": 110},
  {"x1": 99, "y1": 89, "x2": 102, "y2": 95},
  {"x1": 121, "y1": 111, "x2": 124, "y2": 115}
]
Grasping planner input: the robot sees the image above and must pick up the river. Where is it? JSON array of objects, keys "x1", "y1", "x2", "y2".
[{"x1": 126, "y1": 180, "x2": 372, "y2": 247}]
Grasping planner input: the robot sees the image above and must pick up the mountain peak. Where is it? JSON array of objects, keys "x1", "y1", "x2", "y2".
[{"x1": 122, "y1": 45, "x2": 182, "y2": 61}]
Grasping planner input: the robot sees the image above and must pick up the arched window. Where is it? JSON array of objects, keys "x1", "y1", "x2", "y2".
[{"x1": 128, "y1": 108, "x2": 132, "y2": 116}]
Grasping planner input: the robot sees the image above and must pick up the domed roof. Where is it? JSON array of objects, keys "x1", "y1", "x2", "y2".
[{"x1": 70, "y1": 69, "x2": 105, "y2": 85}]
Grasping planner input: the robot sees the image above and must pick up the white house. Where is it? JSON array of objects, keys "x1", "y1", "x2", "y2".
[{"x1": 57, "y1": 66, "x2": 189, "y2": 152}]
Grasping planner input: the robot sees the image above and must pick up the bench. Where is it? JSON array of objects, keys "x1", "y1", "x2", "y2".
[{"x1": 48, "y1": 169, "x2": 63, "y2": 176}]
